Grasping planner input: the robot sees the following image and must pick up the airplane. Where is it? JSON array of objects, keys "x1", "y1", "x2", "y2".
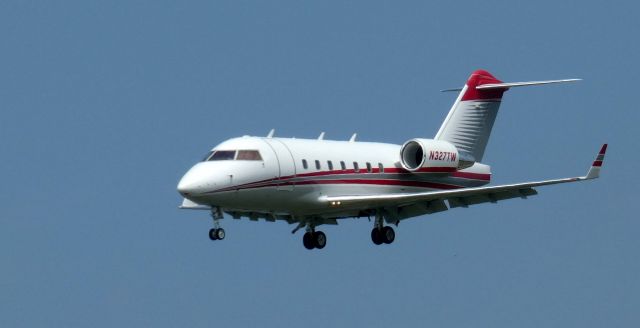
[{"x1": 177, "y1": 69, "x2": 607, "y2": 250}]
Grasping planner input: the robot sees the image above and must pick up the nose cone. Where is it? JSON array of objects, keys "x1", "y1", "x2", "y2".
[
  {"x1": 177, "y1": 176, "x2": 199, "y2": 196},
  {"x1": 177, "y1": 165, "x2": 208, "y2": 197}
]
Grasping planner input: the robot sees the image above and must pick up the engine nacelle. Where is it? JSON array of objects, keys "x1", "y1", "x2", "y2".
[{"x1": 400, "y1": 138, "x2": 472, "y2": 172}]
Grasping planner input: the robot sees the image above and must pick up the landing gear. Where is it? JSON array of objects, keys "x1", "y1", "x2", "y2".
[
  {"x1": 371, "y1": 228, "x2": 383, "y2": 245},
  {"x1": 371, "y1": 226, "x2": 395, "y2": 245},
  {"x1": 314, "y1": 231, "x2": 327, "y2": 249},
  {"x1": 208, "y1": 207, "x2": 225, "y2": 242},
  {"x1": 371, "y1": 211, "x2": 395, "y2": 245},
  {"x1": 382, "y1": 226, "x2": 395, "y2": 244},
  {"x1": 301, "y1": 225, "x2": 327, "y2": 250},
  {"x1": 209, "y1": 228, "x2": 225, "y2": 240},
  {"x1": 303, "y1": 232, "x2": 314, "y2": 249}
]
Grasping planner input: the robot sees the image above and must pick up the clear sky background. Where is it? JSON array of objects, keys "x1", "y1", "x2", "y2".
[{"x1": 1, "y1": 1, "x2": 638, "y2": 327}]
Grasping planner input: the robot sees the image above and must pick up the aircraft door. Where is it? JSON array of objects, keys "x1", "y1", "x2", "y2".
[{"x1": 262, "y1": 139, "x2": 296, "y2": 191}]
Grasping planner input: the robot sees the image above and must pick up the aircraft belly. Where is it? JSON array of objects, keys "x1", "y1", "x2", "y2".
[{"x1": 200, "y1": 183, "x2": 444, "y2": 216}]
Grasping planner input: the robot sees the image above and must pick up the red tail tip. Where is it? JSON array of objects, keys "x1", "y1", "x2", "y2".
[
  {"x1": 470, "y1": 69, "x2": 502, "y2": 84},
  {"x1": 599, "y1": 144, "x2": 608, "y2": 155},
  {"x1": 461, "y1": 69, "x2": 505, "y2": 101}
]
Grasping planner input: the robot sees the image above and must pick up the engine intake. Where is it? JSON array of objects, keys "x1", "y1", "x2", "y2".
[{"x1": 400, "y1": 139, "x2": 473, "y2": 172}]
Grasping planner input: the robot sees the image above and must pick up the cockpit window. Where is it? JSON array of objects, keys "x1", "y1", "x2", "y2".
[
  {"x1": 202, "y1": 151, "x2": 214, "y2": 161},
  {"x1": 203, "y1": 150, "x2": 262, "y2": 161},
  {"x1": 208, "y1": 150, "x2": 236, "y2": 161},
  {"x1": 236, "y1": 150, "x2": 263, "y2": 161}
]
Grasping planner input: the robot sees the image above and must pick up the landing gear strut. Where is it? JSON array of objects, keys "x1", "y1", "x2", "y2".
[
  {"x1": 208, "y1": 207, "x2": 225, "y2": 241},
  {"x1": 371, "y1": 211, "x2": 395, "y2": 245}
]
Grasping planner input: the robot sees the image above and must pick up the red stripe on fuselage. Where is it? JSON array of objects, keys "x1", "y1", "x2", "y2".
[
  {"x1": 204, "y1": 167, "x2": 490, "y2": 194},
  {"x1": 291, "y1": 166, "x2": 456, "y2": 178},
  {"x1": 294, "y1": 179, "x2": 462, "y2": 190},
  {"x1": 450, "y1": 171, "x2": 491, "y2": 181},
  {"x1": 212, "y1": 178, "x2": 464, "y2": 194}
]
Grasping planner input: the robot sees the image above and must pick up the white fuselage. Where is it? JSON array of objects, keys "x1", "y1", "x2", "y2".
[{"x1": 177, "y1": 136, "x2": 491, "y2": 220}]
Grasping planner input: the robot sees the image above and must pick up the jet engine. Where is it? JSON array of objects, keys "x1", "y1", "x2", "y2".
[{"x1": 400, "y1": 138, "x2": 474, "y2": 172}]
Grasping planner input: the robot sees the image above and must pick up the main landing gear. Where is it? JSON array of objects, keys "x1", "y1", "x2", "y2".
[
  {"x1": 303, "y1": 230, "x2": 327, "y2": 250},
  {"x1": 371, "y1": 211, "x2": 395, "y2": 245},
  {"x1": 208, "y1": 207, "x2": 225, "y2": 242},
  {"x1": 209, "y1": 227, "x2": 225, "y2": 241},
  {"x1": 371, "y1": 226, "x2": 395, "y2": 245},
  {"x1": 294, "y1": 222, "x2": 326, "y2": 250}
]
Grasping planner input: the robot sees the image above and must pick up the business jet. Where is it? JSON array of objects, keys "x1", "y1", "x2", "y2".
[{"x1": 177, "y1": 69, "x2": 607, "y2": 250}]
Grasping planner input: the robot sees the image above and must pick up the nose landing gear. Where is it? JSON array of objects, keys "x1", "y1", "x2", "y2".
[{"x1": 208, "y1": 207, "x2": 225, "y2": 242}]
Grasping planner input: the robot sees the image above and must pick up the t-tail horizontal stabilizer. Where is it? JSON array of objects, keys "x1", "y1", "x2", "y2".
[
  {"x1": 436, "y1": 70, "x2": 581, "y2": 163},
  {"x1": 476, "y1": 78, "x2": 581, "y2": 90},
  {"x1": 441, "y1": 78, "x2": 581, "y2": 92}
]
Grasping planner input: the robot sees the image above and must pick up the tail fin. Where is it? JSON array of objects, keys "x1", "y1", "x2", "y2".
[{"x1": 435, "y1": 70, "x2": 580, "y2": 162}]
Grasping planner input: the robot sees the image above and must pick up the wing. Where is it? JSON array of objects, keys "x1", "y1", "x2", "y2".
[{"x1": 320, "y1": 144, "x2": 607, "y2": 217}]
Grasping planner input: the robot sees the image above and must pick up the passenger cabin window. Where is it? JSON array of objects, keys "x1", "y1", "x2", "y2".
[
  {"x1": 327, "y1": 161, "x2": 334, "y2": 170},
  {"x1": 302, "y1": 159, "x2": 308, "y2": 169},
  {"x1": 208, "y1": 150, "x2": 236, "y2": 161},
  {"x1": 378, "y1": 163, "x2": 384, "y2": 173},
  {"x1": 236, "y1": 150, "x2": 263, "y2": 161},
  {"x1": 366, "y1": 162, "x2": 372, "y2": 173},
  {"x1": 353, "y1": 162, "x2": 359, "y2": 172},
  {"x1": 315, "y1": 160, "x2": 321, "y2": 170},
  {"x1": 340, "y1": 161, "x2": 346, "y2": 170}
]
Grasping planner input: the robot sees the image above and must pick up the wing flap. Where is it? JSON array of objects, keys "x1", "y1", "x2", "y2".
[
  {"x1": 322, "y1": 176, "x2": 581, "y2": 207},
  {"x1": 447, "y1": 187, "x2": 537, "y2": 208}
]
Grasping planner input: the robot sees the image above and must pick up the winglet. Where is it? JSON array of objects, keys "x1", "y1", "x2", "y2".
[{"x1": 585, "y1": 144, "x2": 608, "y2": 179}]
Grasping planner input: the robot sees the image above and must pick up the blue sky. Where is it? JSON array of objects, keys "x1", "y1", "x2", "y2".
[{"x1": 1, "y1": 1, "x2": 638, "y2": 327}]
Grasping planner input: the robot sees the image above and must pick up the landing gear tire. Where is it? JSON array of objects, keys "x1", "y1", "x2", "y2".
[
  {"x1": 371, "y1": 228, "x2": 383, "y2": 245},
  {"x1": 302, "y1": 231, "x2": 327, "y2": 249},
  {"x1": 371, "y1": 227, "x2": 395, "y2": 245},
  {"x1": 314, "y1": 231, "x2": 327, "y2": 249},
  {"x1": 215, "y1": 228, "x2": 225, "y2": 240},
  {"x1": 382, "y1": 226, "x2": 395, "y2": 244},
  {"x1": 209, "y1": 228, "x2": 219, "y2": 241},
  {"x1": 303, "y1": 232, "x2": 315, "y2": 250}
]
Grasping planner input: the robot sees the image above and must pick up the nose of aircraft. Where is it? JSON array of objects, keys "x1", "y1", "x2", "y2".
[
  {"x1": 177, "y1": 166, "x2": 207, "y2": 196},
  {"x1": 177, "y1": 177, "x2": 198, "y2": 196}
]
